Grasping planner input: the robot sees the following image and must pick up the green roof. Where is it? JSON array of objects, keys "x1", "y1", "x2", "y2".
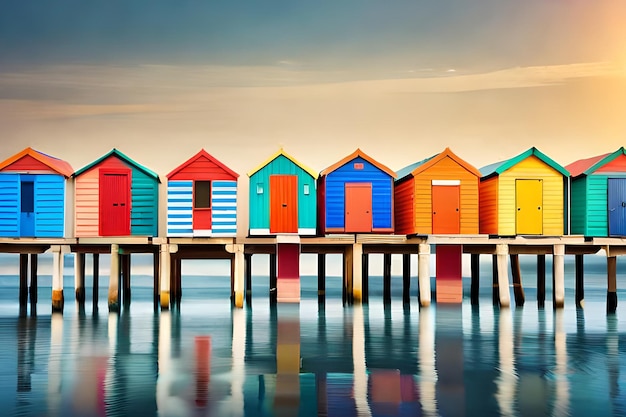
[
  {"x1": 73, "y1": 148, "x2": 160, "y2": 182},
  {"x1": 480, "y1": 147, "x2": 569, "y2": 179},
  {"x1": 395, "y1": 154, "x2": 436, "y2": 181}
]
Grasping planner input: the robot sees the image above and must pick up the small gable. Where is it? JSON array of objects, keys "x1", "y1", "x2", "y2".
[
  {"x1": 0, "y1": 148, "x2": 73, "y2": 177},
  {"x1": 168, "y1": 149, "x2": 239, "y2": 181},
  {"x1": 596, "y1": 153, "x2": 626, "y2": 173},
  {"x1": 2, "y1": 154, "x2": 56, "y2": 173}
]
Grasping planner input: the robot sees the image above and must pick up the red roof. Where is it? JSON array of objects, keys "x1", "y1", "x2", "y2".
[
  {"x1": 167, "y1": 149, "x2": 239, "y2": 180},
  {"x1": 0, "y1": 147, "x2": 73, "y2": 177},
  {"x1": 565, "y1": 153, "x2": 611, "y2": 177}
]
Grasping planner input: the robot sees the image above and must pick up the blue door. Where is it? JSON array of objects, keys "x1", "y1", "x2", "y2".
[
  {"x1": 608, "y1": 178, "x2": 626, "y2": 236},
  {"x1": 20, "y1": 178, "x2": 35, "y2": 237}
]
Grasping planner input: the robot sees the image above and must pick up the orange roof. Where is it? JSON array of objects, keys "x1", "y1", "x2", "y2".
[
  {"x1": 0, "y1": 147, "x2": 73, "y2": 177},
  {"x1": 396, "y1": 147, "x2": 481, "y2": 180},
  {"x1": 319, "y1": 148, "x2": 396, "y2": 178}
]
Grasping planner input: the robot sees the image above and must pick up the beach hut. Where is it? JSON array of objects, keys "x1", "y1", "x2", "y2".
[
  {"x1": 567, "y1": 147, "x2": 626, "y2": 236},
  {"x1": 479, "y1": 147, "x2": 569, "y2": 236},
  {"x1": 318, "y1": 149, "x2": 396, "y2": 234},
  {"x1": 394, "y1": 147, "x2": 481, "y2": 235},
  {"x1": 247, "y1": 149, "x2": 317, "y2": 235},
  {"x1": 73, "y1": 148, "x2": 160, "y2": 237},
  {"x1": 0, "y1": 147, "x2": 73, "y2": 237},
  {"x1": 166, "y1": 149, "x2": 239, "y2": 237}
]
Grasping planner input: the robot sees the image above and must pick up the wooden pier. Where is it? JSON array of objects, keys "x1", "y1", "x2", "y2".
[{"x1": 1, "y1": 234, "x2": 624, "y2": 315}]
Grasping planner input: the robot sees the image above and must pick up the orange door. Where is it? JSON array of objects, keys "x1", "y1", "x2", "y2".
[
  {"x1": 270, "y1": 175, "x2": 298, "y2": 233},
  {"x1": 345, "y1": 183, "x2": 372, "y2": 233},
  {"x1": 432, "y1": 185, "x2": 460, "y2": 234}
]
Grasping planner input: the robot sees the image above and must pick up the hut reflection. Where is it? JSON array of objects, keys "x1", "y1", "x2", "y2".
[
  {"x1": 419, "y1": 307, "x2": 438, "y2": 417},
  {"x1": 352, "y1": 304, "x2": 371, "y2": 417},
  {"x1": 495, "y1": 308, "x2": 516, "y2": 417},
  {"x1": 435, "y1": 306, "x2": 465, "y2": 417},
  {"x1": 274, "y1": 304, "x2": 300, "y2": 417},
  {"x1": 47, "y1": 312, "x2": 63, "y2": 417},
  {"x1": 17, "y1": 317, "x2": 36, "y2": 393}
]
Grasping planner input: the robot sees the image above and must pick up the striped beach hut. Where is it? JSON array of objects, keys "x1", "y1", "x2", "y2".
[
  {"x1": 567, "y1": 147, "x2": 626, "y2": 236},
  {"x1": 394, "y1": 147, "x2": 481, "y2": 235},
  {"x1": 479, "y1": 147, "x2": 569, "y2": 236},
  {"x1": 247, "y1": 149, "x2": 317, "y2": 235},
  {"x1": 166, "y1": 149, "x2": 238, "y2": 237},
  {"x1": 73, "y1": 148, "x2": 160, "y2": 237},
  {"x1": 0, "y1": 147, "x2": 73, "y2": 237},
  {"x1": 318, "y1": 149, "x2": 396, "y2": 234}
]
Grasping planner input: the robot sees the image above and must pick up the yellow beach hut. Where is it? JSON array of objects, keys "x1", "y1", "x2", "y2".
[{"x1": 479, "y1": 147, "x2": 569, "y2": 236}]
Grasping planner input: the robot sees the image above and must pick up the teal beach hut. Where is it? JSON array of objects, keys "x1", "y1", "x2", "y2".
[
  {"x1": 247, "y1": 149, "x2": 317, "y2": 236},
  {"x1": 567, "y1": 147, "x2": 626, "y2": 236}
]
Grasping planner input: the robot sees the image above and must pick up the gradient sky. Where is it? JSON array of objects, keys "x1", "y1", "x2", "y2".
[{"x1": 0, "y1": 0, "x2": 625, "y2": 188}]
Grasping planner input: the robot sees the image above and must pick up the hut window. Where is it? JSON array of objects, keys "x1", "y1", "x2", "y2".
[
  {"x1": 354, "y1": 163, "x2": 364, "y2": 170},
  {"x1": 194, "y1": 181, "x2": 211, "y2": 209},
  {"x1": 303, "y1": 184, "x2": 310, "y2": 195},
  {"x1": 257, "y1": 183, "x2": 264, "y2": 194}
]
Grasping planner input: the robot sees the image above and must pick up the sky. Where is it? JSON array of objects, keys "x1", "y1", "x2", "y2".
[{"x1": 0, "y1": 0, "x2": 625, "y2": 236}]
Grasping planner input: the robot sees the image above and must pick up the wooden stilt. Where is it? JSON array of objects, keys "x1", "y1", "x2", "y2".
[
  {"x1": 159, "y1": 244, "x2": 171, "y2": 310},
  {"x1": 230, "y1": 244, "x2": 245, "y2": 308},
  {"x1": 75, "y1": 253, "x2": 86, "y2": 304},
  {"x1": 108, "y1": 244, "x2": 120, "y2": 313},
  {"x1": 51, "y1": 246, "x2": 64, "y2": 313},
  {"x1": 122, "y1": 254, "x2": 131, "y2": 307},
  {"x1": 93, "y1": 253, "x2": 99, "y2": 312},
  {"x1": 510, "y1": 254, "x2": 525, "y2": 307},
  {"x1": 352, "y1": 243, "x2": 363, "y2": 303},
  {"x1": 418, "y1": 244, "x2": 431, "y2": 307},
  {"x1": 317, "y1": 254, "x2": 326, "y2": 304},
  {"x1": 19, "y1": 254, "x2": 28, "y2": 308},
  {"x1": 537, "y1": 254, "x2": 546, "y2": 308},
  {"x1": 269, "y1": 253, "x2": 277, "y2": 304},
  {"x1": 245, "y1": 254, "x2": 252, "y2": 306},
  {"x1": 343, "y1": 246, "x2": 354, "y2": 305},
  {"x1": 470, "y1": 254, "x2": 479, "y2": 305},
  {"x1": 575, "y1": 254, "x2": 584, "y2": 309},
  {"x1": 153, "y1": 250, "x2": 159, "y2": 311},
  {"x1": 174, "y1": 255, "x2": 182, "y2": 306},
  {"x1": 402, "y1": 253, "x2": 410, "y2": 304},
  {"x1": 29, "y1": 254, "x2": 38, "y2": 305},
  {"x1": 362, "y1": 253, "x2": 369, "y2": 304},
  {"x1": 492, "y1": 254, "x2": 499, "y2": 306},
  {"x1": 553, "y1": 245, "x2": 565, "y2": 309},
  {"x1": 383, "y1": 253, "x2": 392, "y2": 304},
  {"x1": 496, "y1": 244, "x2": 510, "y2": 308},
  {"x1": 607, "y1": 256, "x2": 618, "y2": 314}
]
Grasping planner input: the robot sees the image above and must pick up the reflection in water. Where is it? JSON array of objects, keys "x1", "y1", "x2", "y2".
[
  {"x1": 496, "y1": 308, "x2": 516, "y2": 417},
  {"x1": 419, "y1": 307, "x2": 438, "y2": 417},
  {"x1": 48, "y1": 312, "x2": 63, "y2": 417},
  {"x1": 17, "y1": 317, "x2": 36, "y2": 393},
  {"x1": 352, "y1": 304, "x2": 371, "y2": 417},
  {"x1": 275, "y1": 304, "x2": 300, "y2": 417},
  {"x1": 553, "y1": 309, "x2": 569, "y2": 417},
  {"x1": 436, "y1": 306, "x2": 465, "y2": 417}
]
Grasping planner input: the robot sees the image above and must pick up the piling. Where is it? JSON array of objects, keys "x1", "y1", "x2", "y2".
[
  {"x1": 575, "y1": 254, "x2": 584, "y2": 308},
  {"x1": 159, "y1": 244, "x2": 171, "y2": 310},
  {"x1": 108, "y1": 244, "x2": 120, "y2": 313},
  {"x1": 51, "y1": 246, "x2": 65, "y2": 313},
  {"x1": 492, "y1": 254, "x2": 499, "y2": 306},
  {"x1": 607, "y1": 255, "x2": 617, "y2": 314},
  {"x1": 402, "y1": 253, "x2": 410, "y2": 304},
  {"x1": 510, "y1": 254, "x2": 525, "y2": 306},
  {"x1": 29, "y1": 254, "x2": 38, "y2": 305},
  {"x1": 470, "y1": 254, "x2": 479, "y2": 305},
  {"x1": 418, "y1": 243, "x2": 431, "y2": 307},
  {"x1": 269, "y1": 253, "x2": 277, "y2": 304},
  {"x1": 352, "y1": 243, "x2": 363, "y2": 303},
  {"x1": 537, "y1": 254, "x2": 546, "y2": 307},
  {"x1": 19, "y1": 254, "x2": 28, "y2": 308},
  {"x1": 152, "y1": 251, "x2": 159, "y2": 310},
  {"x1": 245, "y1": 253, "x2": 252, "y2": 306},
  {"x1": 317, "y1": 253, "x2": 326, "y2": 303},
  {"x1": 92, "y1": 253, "x2": 99, "y2": 312},
  {"x1": 75, "y1": 253, "x2": 86, "y2": 305},
  {"x1": 496, "y1": 244, "x2": 510, "y2": 308},
  {"x1": 553, "y1": 244, "x2": 565, "y2": 309},
  {"x1": 362, "y1": 253, "x2": 369, "y2": 304},
  {"x1": 230, "y1": 244, "x2": 245, "y2": 308},
  {"x1": 121, "y1": 254, "x2": 131, "y2": 307}
]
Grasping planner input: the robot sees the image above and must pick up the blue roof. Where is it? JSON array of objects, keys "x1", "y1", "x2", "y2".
[{"x1": 395, "y1": 154, "x2": 436, "y2": 180}]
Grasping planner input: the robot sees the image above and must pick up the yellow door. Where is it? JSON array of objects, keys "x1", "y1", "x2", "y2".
[{"x1": 516, "y1": 179, "x2": 543, "y2": 234}]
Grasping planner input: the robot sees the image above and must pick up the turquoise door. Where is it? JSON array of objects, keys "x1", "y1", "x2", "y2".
[{"x1": 20, "y1": 177, "x2": 35, "y2": 237}]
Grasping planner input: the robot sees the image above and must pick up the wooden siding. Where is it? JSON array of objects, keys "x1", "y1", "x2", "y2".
[
  {"x1": 33, "y1": 175, "x2": 65, "y2": 237},
  {"x1": 498, "y1": 155, "x2": 564, "y2": 235},
  {"x1": 394, "y1": 178, "x2": 414, "y2": 235},
  {"x1": 570, "y1": 177, "x2": 587, "y2": 235},
  {"x1": 249, "y1": 154, "x2": 316, "y2": 233},
  {"x1": 130, "y1": 166, "x2": 158, "y2": 236},
  {"x1": 586, "y1": 175, "x2": 609, "y2": 236},
  {"x1": 74, "y1": 167, "x2": 99, "y2": 237},
  {"x1": 0, "y1": 173, "x2": 19, "y2": 237},
  {"x1": 479, "y1": 176, "x2": 498, "y2": 234},
  {"x1": 413, "y1": 156, "x2": 479, "y2": 234},
  {"x1": 2, "y1": 154, "x2": 57, "y2": 174},
  {"x1": 211, "y1": 180, "x2": 237, "y2": 236},
  {"x1": 323, "y1": 156, "x2": 393, "y2": 232},
  {"x1": 167, "y1": 180, "x2": 193, "y2": 237}
]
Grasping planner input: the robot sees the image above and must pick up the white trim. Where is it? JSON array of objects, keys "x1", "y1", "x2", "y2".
[
  {"x1": 298, "y1": 228, "x2": 317, "y2": 235},
  {"x1": 431, "y1": 180, "x2": 460, "y2": 186},
  {"x1": 193, "y1": 230, "x2": 212, "y2": 237},
  {"x1": 249, "y1": 228, "x2": 271, "y2": 235}
]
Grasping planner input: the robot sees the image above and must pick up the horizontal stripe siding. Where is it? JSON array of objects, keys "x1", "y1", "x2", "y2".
[
  {"x1": 212, "y1": 180, "x2": 236, "y2": 236},
  {"x1": 168, "y1": 180, "x2": 193, "y2": 237},
  {"x1": 0, "y1": 173, "x2": 19, "y2": 237}
]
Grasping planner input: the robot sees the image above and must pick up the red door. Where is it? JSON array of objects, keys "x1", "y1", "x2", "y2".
[
  {"x1": 432, "y1": 185, "x2": 460, "y2": 234},
  {"x1": 270, "y1": 175, "x2": 298, "y2": 233},
  {"x1": 100, "y1": 170, "x2": 131, "y2": 236},
  {"x1": 345, "y1": 183, "x2": 372, "y2": 233}
]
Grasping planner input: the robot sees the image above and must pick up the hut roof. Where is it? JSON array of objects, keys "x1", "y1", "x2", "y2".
[
  {"x1": 319, "y1": 148, "x2": 396, "y2": 178},
  {"x1": 565, "y1": 147, "x2": 626, "y2": 178},
  {"x1": 480, "y1": 147, "x2": 569, "y2": 179},
  {"x1": 167, "y1": 149, "x2": 239, "y2": 179},
  {"x1": 395, "y1": 147, "x2": 481, "y2": 181},
  {"x1": 247, "y1": 148, "x2": 317, "y2": 178},
  {"x1": 0, "y1": 147, "x2": 74, "y2": 178},
  {"x1": 73, "y1": 148, "x2": 160, "y2": 182}
]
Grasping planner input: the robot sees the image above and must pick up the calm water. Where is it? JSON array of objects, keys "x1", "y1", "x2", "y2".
[{"x1": 0, "y1": 263, "x2": 626, "y2": 417}]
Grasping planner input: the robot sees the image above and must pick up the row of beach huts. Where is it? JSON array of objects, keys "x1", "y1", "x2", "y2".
[{"x1": 1, "y1": 145, "x2": 625, "y2": 239}]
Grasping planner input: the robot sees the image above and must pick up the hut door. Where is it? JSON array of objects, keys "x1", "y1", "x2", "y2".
[
  {"x1": 270, "y1": 175, "x2": 298, "y2": 233},
  {"x1": 432, "y1": 184, "x2": 460, "y2": 234},
  {"x1": 608, "y1": 178, "x2": 626, "y2": 236},
  {"x1": 100, "y1": 170, "x2": 131, "y2": 236},
  {"x1": 20, "y1": 177, "x2": 35, "y2": 237},
  {"x1": 515, "y1": 179, "x2": 543, "y2": 235},
  {"x1": 345, "y1": 183, "x2": 372, "y2": 232}
]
